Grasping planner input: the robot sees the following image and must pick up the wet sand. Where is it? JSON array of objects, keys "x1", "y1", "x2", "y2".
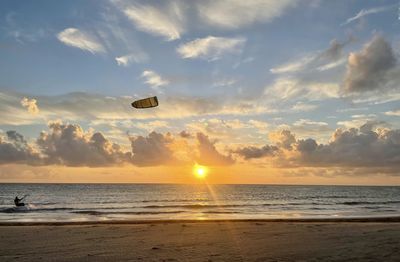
[{"x1": 1, "y1": 219, "x2": 400, "y2": 261}]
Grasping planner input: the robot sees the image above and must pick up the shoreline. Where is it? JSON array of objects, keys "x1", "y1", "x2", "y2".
[{"x1": 2, "y1": 216, "x2": 400, "y2": 226}]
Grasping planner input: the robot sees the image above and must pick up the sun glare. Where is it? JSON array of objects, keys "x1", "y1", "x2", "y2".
[{"x1": 193, "y1": 164, "x2": 208, "y2": 179}]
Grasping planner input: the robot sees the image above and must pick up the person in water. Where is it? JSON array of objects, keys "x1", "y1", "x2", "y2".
[{"x1": 14, "y1": 196, "x2": 26, "y2": 207}]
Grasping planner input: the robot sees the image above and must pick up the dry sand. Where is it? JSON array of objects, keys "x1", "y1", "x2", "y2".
[{"x1": 1, "y1": 220, "x2": 400, "y2": 261}]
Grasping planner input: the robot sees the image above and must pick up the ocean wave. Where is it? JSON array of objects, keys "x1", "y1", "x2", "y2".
[
  {"x1": 340, "y1": 200, "x2": 400, "y2": 205},
  {"x1": 0, "y1": 207, "x2": 74, "y2": 213},
  {"x1": 141, "y1": 204, "x2": 257, "y2": 209},
  {"x1": 71, "y1": 210, "x2": 184, "y2": 216},
  {"x1": 202, "y1": 211, "x2": 241, "y2": 214},
  {"x1": 141, "y1": 199, "x2": 209, "y2": 203}
]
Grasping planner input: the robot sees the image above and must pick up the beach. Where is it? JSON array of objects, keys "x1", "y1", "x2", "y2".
[{"x1": 1, "y1": 220, "x2": 400, "y2": 261}]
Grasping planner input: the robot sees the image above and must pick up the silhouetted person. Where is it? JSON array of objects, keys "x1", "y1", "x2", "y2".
[{"x1": 14, "y1": 196, "x2": 25, "y2": 207}]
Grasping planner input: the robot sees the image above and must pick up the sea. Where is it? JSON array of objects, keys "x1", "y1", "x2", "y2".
[{"x1": 1, "y1": 184, "x2": 400, "y2": 222}]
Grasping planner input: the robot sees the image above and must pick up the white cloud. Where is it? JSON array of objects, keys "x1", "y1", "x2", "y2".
[
  {"x1": 0, "y1": 91, "x2": 276, "y2": 127},
  {"x1": 351, "y1": 114, "x2": 376, "y2": 119},
  {"x1": 352, "y1": 92, "x2": 400, "y2": 105},
  {"x1": 342, "y1": 5, "x2": 396, "y2": 26},
  {"x1": 337, "y1": 107, "x2": 368, "y2": 113},
  {"x1": 270, "y1": 39, "x2": 349, "y2": 74},
  {"x1": 134, "y1": 120, "x2": 169, "y2": 131},
  {"x1": 248, "y1": 120, "x2": 269, "y2": 131},
  {"x1": 264, "y1": 78, "x2": 340, "y2": 102},
  {"x1": 141, "y1": 70, "x2": 169, "y2": 89},
  {"x1": 270, "y1": 55, "x2": 315, "y2": 74},
  {"x1": 20, "y1": 97, "x2": 39, "y2": 114},
  {"x1": 177, "y1": 36, "x2": 246, "y2": 61},
  {"x1": 57, "y1": 28, "x2": 105, "y2": 54},
  {"x1": 233, "y1": 56, "x2": 255, "y2": 69},
  {"x1": 212, "y1": 78, "x2": 237, "y2": 87},
  {"x1": 316, "y1": 57, "x2": 347, "y2": 71},
  {"x1": 293, "y1": 119, "x2": 328, "y2": 127},
  {"x1": 290, "y1": 119, "x2": 331, "y2": 140},
  {"x1": 291, "y1": 102, "x2": 318, "y2": 112},
  {"x1": 115, "y1": 52, "x2": 148, "y2": 66},
  {"x1": 385, "y1": 110, "x2": 400, "y2": 116},
  {"x1": 197, "y1": 0, "x2": 296, "y2": 29},
  {"x1": 337, "y1": 118, "x2": 383, "y2": 130},
  {"x1": 119, "y1": 1, "x2": 185, "y2": 41}
]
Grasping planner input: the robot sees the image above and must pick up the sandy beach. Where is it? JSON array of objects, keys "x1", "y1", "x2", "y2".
[{"x1": 1, "y1": 219, "x2": 400, "y2": 261}]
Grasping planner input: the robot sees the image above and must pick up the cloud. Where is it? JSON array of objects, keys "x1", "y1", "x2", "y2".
[
  {"x1": 385, "y1": 110, "x2": 400, "y2": 116},
  {"x1": 248, "y1": 120, "x2": 269, "y2": 131},
  {"x1": 212, "y1": 78, "x2": 237, "y2": 87},
  {"x1": 343, "y1": 35, "x2": 397, "y2": 94},
  {"x1": 177, "y1": 36, "x2": 246, "y2": 61},
  {"x1": 291, "y1": 119, "x2": 331, "y2": 139},
  {"x1": 270, "y1": 55, "x2": 315, "y2": 74},
  {"x1": 0, "y1": 120, "x2": 235, "y2": 167},
  {"x1": 266, "y1": 38, "x2": 352, "y2": 107},
  {"x1": 287, "y1": 125, "x2": 400, "y2": 169},
  {"x1": 179, "y1": 130, "x2": 192, "y2": 138},
  {"x1": 0, "y1": 91, "x2": 275, "y2": 127},
  {"x1": 20, "y1": 97, "x2": 39, "y2": 114},
  {"x1": 186, "y1": 118, "x2": 270, "y2": 140},
  {"x1": 291, "y1": 102, "x2": 318, "y2": 112},
  {"x1": 4, "y1": 12, "x2": 48, "y2": 44},
  {"x1": 1, "y1": 119, "x2": 400, "y2": 173},
  {"x1": 57, "y1": 28, "x2": 105, "y2": 54},
  {"x1": 133, "y1": 120, "x2": 169, "y2": 132},
  {"x1": 234, "y1": 123, "x2": 400, "y2": 171},
  {"x1": 270, "y1": 38, "x2": 350, "y2": 74},
  {"x1": 234, "y1": 145, "x2": 278, "y2": 160},
  {"x1": 337, "y1": 117, "x2": 385, "y2": 130},
  {"x1": 293, "y1": 119, "x2": 328, "y2": 128},
  {"x1": 264, "y1": 78, "x2": 340, "y2": 102},
  {"x1": 0, "y1": 131, "x2": 40, "y2": 165},
  {"x1": 130, "y1": 131, "x2": 178, "y2": 166},
  {"x1": 197, "y1": 0, "x2": 296, "y2": 29},
  {"x1": 115, "y1": 52, "x2": 148, "y2": 66},
  {"x1": 0, "y1": 92, "x2": 45, "y2": 125},
  {"x1": 37, "y1": 121, "x2": 129, "y2": 167},
  {"x1": 268, "y1": 129, "x2": 296, "y2": 150},
  {"x1": 317, "y1": 57, "x2": 347, "y2": 72},
  {"x1": 117, "y1": 1, "x2": 185, "y2": 41},
  {"x1": 141, "y1": 70, "x2": 169, "y2": 89},
  {"x1": 342, "y1": 5, "x2": 396, "y2": 26},
  {"x1": 195, "y1": 132, "x2": 234, "y2": 166}
]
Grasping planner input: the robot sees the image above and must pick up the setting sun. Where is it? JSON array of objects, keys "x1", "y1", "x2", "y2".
[{"x1": 193, "y1": 164, "x2": 208, "y2": 179}]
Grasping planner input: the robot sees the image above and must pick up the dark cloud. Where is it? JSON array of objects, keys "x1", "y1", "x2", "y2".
[
  {"x1": 130, "y1": 131, "x2": 178, "y2": 167},
  {"x1": 37, "y1": 122, "x2": 130, "y2": 167},
  {"x1": 235, "y1": 123, "x2": 400, "y2": 171},
  {"x1": 196, "y1": 132, "x2": 234, "y2": 166},
  {"x1": 0, "y1": 131, "x2": 40, "y2": 164},
  {"x1": 234, "y1": 145, "x2": 278, "y2": 160},
  {"x1": 296, "y1": 138, "x2": 318, "y2": 153},
  {"x1": 179, "y1": 130, "x2": 192, "y2": 138},
  {"x1": 359, "y1": 120, "x2": 386, "y2": 134},
  {"x1": 2, "y1": 120, "x2": 399, "y2": 173},
  {"x1": 269, "y1": 129, "x2": 296, "y2": 150},
  {"x1": 288, "y1": 127, "x2": 400, "y2": 168},
  {"x1": 343, "y1": 35, "x2": 397, "y2": 93},
  {"x1": 0, "y1": 122, "x2": 236, "y2": 167},
  {"x1": 319, "y1": 39, "x2": 345, "y2": 61}
]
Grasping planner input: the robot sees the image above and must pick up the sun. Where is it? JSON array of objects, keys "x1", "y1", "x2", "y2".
[{"x1": 193, "y1": 164, "x2": 208, "y2": 179}]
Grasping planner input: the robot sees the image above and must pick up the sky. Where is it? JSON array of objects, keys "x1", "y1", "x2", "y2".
[{"x1": 0, "y1": 0, "x2": 400, "y2": 184}]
